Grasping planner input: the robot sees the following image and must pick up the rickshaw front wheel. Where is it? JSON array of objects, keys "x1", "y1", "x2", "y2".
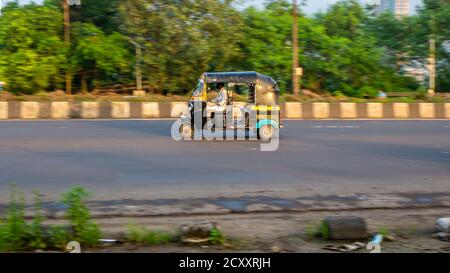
[
  {"x1": 180, "y1": 124, "x2": 194, "y2": 140},
  {"x1": 258, "y1": 125, "x2": 274, "y2": 141}
]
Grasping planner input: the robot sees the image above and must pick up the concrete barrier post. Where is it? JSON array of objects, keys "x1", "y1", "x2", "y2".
[
  {"x1": 340, "y1": 103, "x2": 357, "y2": 119},
  {"x1": 171, "y1": 102, "x2": 188, "y2": 118},
  {"x1": 419, "y1": 103, "x2": 435, "y2": 119},
  {"x1": 142, "y1": 102, "x2": 160, "y2": 118},
  {"x1": 111, "y1": 102, "x2": 130, "y2": 119},
  {"x1": 393, "y1": 103, "x2": 409, "y2": 119},
  {"x1": 51, "y1": 102, "x2": 70, "y2": 119},
  {"x1": 285, "y1": 102, "x2": 302, "y2": 119},
  {"x1": 20, "y1": 102, "x2": 39, "y2": 119},
  {"x1": 366, "y1": 103, "x2": 383, "y2": 119},
  {"x1": 312, "y1": 103, "x2": 330, "y2": 119},
  {"x1": 81, "y1": 102, "x2": 100, "y2": 119},
  {"x1": 445, "y1": 103, "x2": 450, "y2": 119},
  {"x1": 0, "y1": 102, "x2": 8, "y2": 119}
]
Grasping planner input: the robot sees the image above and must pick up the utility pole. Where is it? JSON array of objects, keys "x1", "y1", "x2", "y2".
[
  {"x1": 136, "y1": 43, "x2": 142, "y2": 91},
  {"x1": 132, "y1": 40, "x2": 145, "y2": 96},
  {"x1": 63, "y1": 0, "x2": 72, "y2": 95},
  {"x1": 428, "y1": 38, "x2": 436, "y2": 97},
  {"x1": 292, "y1": 0, "x2": 300, "y2": 96},
  {"x1": 428, "y1": 16, "x2": 436, "y2": 97},
  {"x1": 133, "y1": 42, "x2": 145, "y2": 96}
]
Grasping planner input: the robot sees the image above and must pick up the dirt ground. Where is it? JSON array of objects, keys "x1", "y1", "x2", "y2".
[{"x1": 72, "y1": 207, "x2": 450, "y2": 253}]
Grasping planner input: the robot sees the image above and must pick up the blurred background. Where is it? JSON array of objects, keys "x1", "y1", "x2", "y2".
[{"x1": 0, "y1": 0, "x2": 448, "y2": 98}]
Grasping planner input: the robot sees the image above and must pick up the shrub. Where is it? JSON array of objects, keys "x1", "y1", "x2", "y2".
[
  {"x1": 61, "y1": 186, "x2": 101, "y2": 247},
  {"x1": 0, "y1": 185, "x2": 29, "y2": 252},
  {"x1": 26, "y1": 191, "x2": 46, "y2": 250},
  {"x1": 48, "y1": 225, "x2": 70, "y2": 250}
]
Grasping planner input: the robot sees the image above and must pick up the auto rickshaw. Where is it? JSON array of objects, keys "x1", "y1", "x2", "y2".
[{"x1": 177, "y1": 71, "x2": 281, "y2": 141}]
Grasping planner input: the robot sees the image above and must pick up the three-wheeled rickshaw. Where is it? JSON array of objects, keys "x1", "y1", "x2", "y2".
[{"x1": 176, "y1": 71, "x2": 281, "y2": 141}]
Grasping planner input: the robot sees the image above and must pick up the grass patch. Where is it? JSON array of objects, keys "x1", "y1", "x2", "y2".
[
  {"x1": 126, "y1": 224, "x2": 174, "y2": 246},
  {"x1": 377, "y1": 227, "x2": 390, "y2": 237},
  {"x1": 305, "y1": 221, "x2": 330, "y2": 240},
  {"x1": 208, "y1": 227, "x2": 225, "y2": 245}
]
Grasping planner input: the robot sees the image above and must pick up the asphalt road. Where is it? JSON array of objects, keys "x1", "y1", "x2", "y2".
[{"x1": 0, "y1": 120, "x2": 449, "y2": 201}]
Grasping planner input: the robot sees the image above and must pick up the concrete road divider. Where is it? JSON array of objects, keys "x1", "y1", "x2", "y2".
[
  {"x1": 0, "y1": 102, "x2": 7, "y2": 119},
  {"x1": 20, "y1": 102, "x2": 40, "y2": 119},
  {"x1": 285, "y1": 102, "x2": 302, "y2": 119},
  {"x1": 0, "y1": 101, "x2": 449, "y2": 120},
  {"x1": 445, "y1": 103, "x2": 450, "y2": 119},
  {"x1": 81, "y1": 102, "x2": 100, "y2": 119},
  {"x1": 312, "y1": 102, "x2": 330, "y2": 119},
  {"x1": 419, "y1": 103, "x2": 435, "y2": 119},
  {"x1": 111, "y1": 102, "x2": 130, "y2": 119},
  {"x1": 142, "y1": 102, "x2": 160, "y2": 118},
  {"x1": 51, "y1": 102, "x2": 70, "y2": 119},
  {"x1": 393, "y1": 103, "x2": 409, "y2": 119},
  {"x1": 170, "y1": 102, "x2": 188, "y2": 118},
  {"x1": 366, "y1": 103, "x2": 383, "y2": 119},
  {"x1": 340, "y1": 102, "x2": 357, "y2": 119}
]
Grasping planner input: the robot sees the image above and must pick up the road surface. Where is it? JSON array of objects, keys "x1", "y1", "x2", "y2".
[{"x1": 0, "y1": 120, "x2": 449, "y2": 202}]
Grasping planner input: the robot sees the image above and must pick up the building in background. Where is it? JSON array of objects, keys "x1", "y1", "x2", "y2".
[{"x1": 375, "y1": 0, "x2": 410, "y2": 17}]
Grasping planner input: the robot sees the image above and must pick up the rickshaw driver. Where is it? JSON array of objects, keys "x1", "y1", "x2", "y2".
[
  {"x1": 211, "y1": 83, "x2": 228, "y2": 109},
  {"x1": 207, "y1": 82, "x2": 229, "y2": 129}
]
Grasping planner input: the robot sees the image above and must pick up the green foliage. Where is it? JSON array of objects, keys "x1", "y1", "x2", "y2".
[
  {"x1": 0, "y1": 185, "x2": 101, "y2": 252},
  {"x1": 0, "y1": 186, "x2": 47, "y2": 251},
  {"x1": 126, "y1": 224, "x2": 173, "y2": 245},
  {"x1": 120, "y1": 0, "x2": 244, "y2": 93},
  {"x1": 26, "y1": 191, "x2": 47, "y2": 250},
  {"x1": 0, "y1": 185, "x2": 28, "y2": 251},
  {"x1": 0, "y1": 4, "x2": 66, "y2": 94},
  {"x1": 70, "y1": 22, "x2": 131, "y2": 90},
  {"x1": 304, "y1": 221, "x2": 330, "y2": 240},
  {"x1": 1, "y1": 0, "x2": 448, "y2": 94},
  {"x1": 319, "y1": 221, "x2": 330, "y2": 240},
  {"x1": 208, "y1": 227, "x2": 225, "y2": 245},
  {"x1": 61, "y1": 187, "x2": 101, "y2": 246},
  {"x1": 47, "y1": 225, "x2": 70, "y2": 250},
  {"x1": 378, "y1": 227, "x2": 390, "y2": 237}
]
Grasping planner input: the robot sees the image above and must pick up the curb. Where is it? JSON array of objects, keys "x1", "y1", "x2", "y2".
[{"x1": 0, "y1": 102, "x2": 449, "y2": 120}]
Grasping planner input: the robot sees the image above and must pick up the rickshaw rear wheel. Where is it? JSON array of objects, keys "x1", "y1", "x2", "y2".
[
  {"x1": 180, "y1": 124, "x2": 194, "y2": 140},
  {"x1": 258, "y1": 125, "x2": 274, "y2": 141}
]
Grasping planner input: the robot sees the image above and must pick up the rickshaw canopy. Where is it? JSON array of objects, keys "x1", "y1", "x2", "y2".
[{"x1": 202, "y1": 71, "x2": 279, "y2": 106}]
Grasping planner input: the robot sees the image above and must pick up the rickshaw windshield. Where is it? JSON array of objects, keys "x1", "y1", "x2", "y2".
[{"x1": 193, "y1": 79, "x2": 204, "y2": 97}]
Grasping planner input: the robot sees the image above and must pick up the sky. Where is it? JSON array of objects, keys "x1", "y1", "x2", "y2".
[{"x1": 1, "y1": 0, "x2": 424, "y2": 15}]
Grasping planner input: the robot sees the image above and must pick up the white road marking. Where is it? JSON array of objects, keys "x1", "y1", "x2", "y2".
[{"x1": 312, "y1": 125, "x2": 361, "y2": 129}]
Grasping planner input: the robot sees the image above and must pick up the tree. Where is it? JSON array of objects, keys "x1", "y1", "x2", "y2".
[
  {"x1": 70, "y1": 23, "x2": 131, "y2": 92},
  {"x1": 416, "y1": 0, "x2": 450, "y2": 91},
  {"x1": 0, "y1": 4, "x2": 66, "y2": 94},
  {"x1": 240, "y1": 1, "x2": 293, "y2": 92},
  {"x1": 119, "y1": 0, "x2": 244, "y2": 93}
]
